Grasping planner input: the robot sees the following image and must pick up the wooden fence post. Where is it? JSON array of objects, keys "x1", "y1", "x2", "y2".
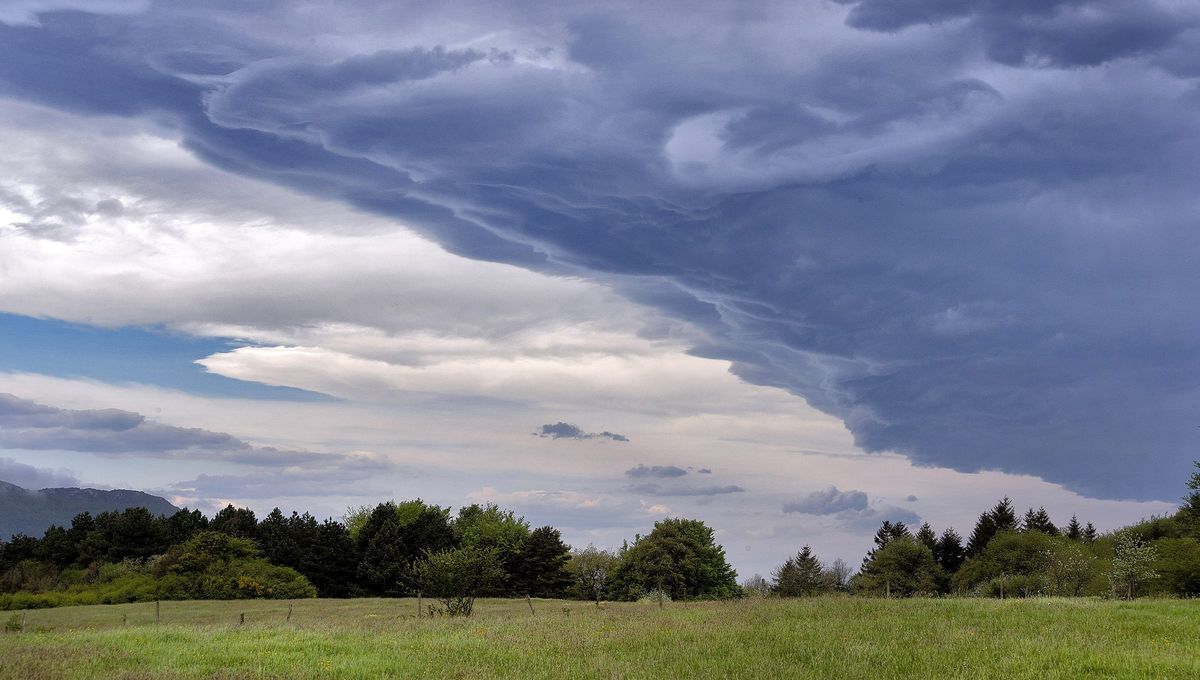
[{"x1": 526, "y1": 594, "x2": 535, "y2": 615}]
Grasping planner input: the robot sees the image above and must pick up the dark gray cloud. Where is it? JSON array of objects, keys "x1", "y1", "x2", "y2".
[
  {"x1": 697, "y1": 468, "x2": 712, "y2": 474},
  {"x1": 0, "y1": 457, "x2": 81, "y2": 489},
  {"x1": 839, "y1": 0, "x2": 1190, "y2": 67},
  {"x1": 625, "y1": 464, "x2": 687, "y2": 479},
  {"x1": 783, "y1": 486, "x2": 870, "y2": 515},
  {"x1": 535, "y1": 422, "x2": 629, "y2": 442},
  {"x1": 0, "y1": 393, "x2": 347, "y2": 467},
  {"x1": 627, "y1": 483, "x2": 745, "y2": 497},
  {"x1": 905, "y1": 495, "x2": 919, "y2": 502},
  {"x1": 0, "y1": 2, "x2": 1197, "y2": 500}
]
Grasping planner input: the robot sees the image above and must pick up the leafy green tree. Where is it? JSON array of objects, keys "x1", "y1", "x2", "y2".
[
  {"x1": 772, "y1": 546, "x2": 826, "y2": 596},
  {"x1": 953, "y1": 530, "x2": 1054, "y2": 596},
  {"x1": 1150, "y1": 537, "x2": 1200, "y2": 596},
  {"x1": 415, "y1": 547, "x2": 504, "y2": 616},
  {"x1": 454, "y1": 503, "x2": 529, "y2": 595},
  {"x1": 1109, "y1": 529, "x2": 1158, "y2": 600},
  {"x1": 1042, "y1": 538, "x2": 1097, "y2": 596},
  {"x1": 855, "y1": 536, "x2": 942, "y2": 597},
  {"x1": 156, "y1": 531, "x2": 315, "y2": 600},
  {"x1": 513, "y1": 526, "x2": 573, "y2": 598},
  {"x1": 608, "y1": 518, "x2": 740, "y2": 601},
  {"x1": 934, "y1": 528, "x2": 966, "y2": 575},
  {"x1": 568, "y1": 545, "x2": 619, "y2": 603}
]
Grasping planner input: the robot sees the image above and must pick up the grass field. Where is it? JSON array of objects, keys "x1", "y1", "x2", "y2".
[{"x1": 1, "y1": 596, "x2": 1196, "y2": 678}]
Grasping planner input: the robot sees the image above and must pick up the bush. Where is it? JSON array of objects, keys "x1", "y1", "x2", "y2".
[{"x1": 416, "y1": 547, "x2": 504, "y2": 616}]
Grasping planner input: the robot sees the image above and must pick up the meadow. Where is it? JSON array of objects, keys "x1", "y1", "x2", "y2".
[{"x1": 0, "y1": 596, "x2": 1196, "y2": 678}]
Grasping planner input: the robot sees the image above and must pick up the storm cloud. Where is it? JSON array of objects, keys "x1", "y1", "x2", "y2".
[{"x1": 0, "y1": 1, "x2": 1197, "y2": 501}]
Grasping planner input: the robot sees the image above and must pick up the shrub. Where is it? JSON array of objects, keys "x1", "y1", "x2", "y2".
[{"x1": 415, "y1": 547, "x2": 504, "y2": 616}]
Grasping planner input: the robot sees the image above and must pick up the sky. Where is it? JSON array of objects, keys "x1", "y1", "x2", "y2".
[{"x1": 0, "y1": 0, "x2": 1196, "y2": 578}]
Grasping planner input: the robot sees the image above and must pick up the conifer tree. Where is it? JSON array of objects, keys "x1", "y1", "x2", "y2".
[
  {"x1": 966, "y1": 513, "x2": 996, "y2": 557},
  {"x1": 1082, "y1": 522, "x2": 1098, "y2": 542},
  {"x1": 1064, "y1": 515, "x2": 1083, "y2": 541},
  {"x1": 933, "y1": 528, "x2": 965, "y2": 574},
  {"x1": 967, "y1": 498, "x2": 1017, "y2": 556},
  {"x1": 1183, "y1": 460, "x2": 1200, "y2": 528},
  {"x1": 990, "y1": 497, "x2": 1017, "y2": 531},
  {"x1": 915, "y1": 523, "x2": 937, "y2": 552},
  {"x1": 1021, "y1": 507, "x2": 1058, "y2": 536},
  {"x1": 773, "y1": 546, "x2": 825, "y2": 597},
  {"x1": 514, "y1": 526, "x2": 573, "y2": 598}
]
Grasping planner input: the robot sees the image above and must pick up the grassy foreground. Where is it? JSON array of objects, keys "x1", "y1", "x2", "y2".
[{"x1": 0, "y1": 596, "x2": 1196, "y2": 678}]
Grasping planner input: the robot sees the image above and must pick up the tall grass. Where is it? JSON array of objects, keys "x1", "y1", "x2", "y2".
[{"x1": 1, "y1": 597, "x2": 1196, "y2": 678}]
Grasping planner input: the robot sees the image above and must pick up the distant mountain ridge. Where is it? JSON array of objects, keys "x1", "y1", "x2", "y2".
[{"x1": 0, "y1": 480, "x2": 179, "y2": 541}]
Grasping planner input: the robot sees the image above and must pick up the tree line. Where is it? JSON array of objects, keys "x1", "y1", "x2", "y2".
[
  {"x1": 0, "y1": 500, "x2": 739, "y2": 612},
  {"x1": 4, "y1": 461, "x2": 1200, "y2": 612},
  {"x1": 749, "y1": 462, "x2": 1200, "y2": 599}
]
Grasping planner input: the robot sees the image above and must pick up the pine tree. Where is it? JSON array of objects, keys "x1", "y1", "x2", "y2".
[
  {"x1": 1183, "y1": 460, "x2": 1200, "y2": 528},
  {"x1": 864, "y1": 521, "x2": 912, "y2": 569},
  {"x1": 1064, "y1": 515, "x2": 1083, "y2": 541},
  {"x1": 211, "y1": 505, "x2": 257, "y2": 539},
  {"x1": 968, "y1": 498, "x2": 1017, "y2": 556},
  {"x1": 773, "y1": 546, "x2": 825, "y2": 596},
  {"x1": 966, "y1": 513, "x2": 996, "y2": 557},
  {"x1": 1022, "y1": 507, "x2": 1058, "y2": 536},
  {"x1": 915, "y1": 523, "x2": 937, "y2": 552},
  {"x1": 990, "y1": 497, "x2": 1017, "y2": 531},
  {"x1": 356, "y1": 510, "x2": 410, "y2": 596},
  {"x1": 514, "y1": 526, "x2": 573, "y2": 598},
  {"x1": 933, "y1": 528, "x2": 965, "y2": 574},
  {"x1": 1082, "y1": 522, "x2": 1098, "y2": 543}
]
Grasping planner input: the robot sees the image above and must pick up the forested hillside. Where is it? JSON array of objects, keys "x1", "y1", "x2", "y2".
[{"x1": 0, "y1": 481, "x2": 178, "y2": 541}]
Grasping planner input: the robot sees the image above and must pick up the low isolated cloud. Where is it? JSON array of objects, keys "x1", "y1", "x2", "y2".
[
  {"x1": 0, "y1": 456, "x2": 81, "y2": 489},
  {"x1": 783, "y1": 485, "x2": 920, "y2": 532},
  {"x1": 535, "y1": 422, "x2": 628, "y2": 442},
  {"x1": 783, "y1": 486, "x2": 869, "y2": 515},
  {"x1": 625, "y1": 464, "x2": 686, "y2": 479}
]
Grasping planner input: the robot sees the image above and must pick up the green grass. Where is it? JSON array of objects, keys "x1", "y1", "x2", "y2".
[{"x1": 1, "y1": 596, "x2": 1196, "y2": 678}]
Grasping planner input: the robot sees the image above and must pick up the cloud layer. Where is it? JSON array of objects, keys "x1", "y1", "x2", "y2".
[{"x1": 0, "y1": 1, "x2": 1196, "y2": 505}]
